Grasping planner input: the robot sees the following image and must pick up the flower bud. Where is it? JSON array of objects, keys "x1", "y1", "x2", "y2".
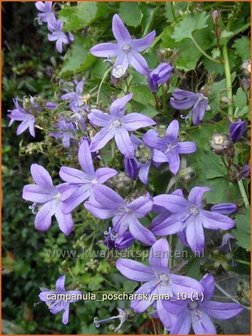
[
  {"x1": 148, "y1": 63, "x2": 173, "y2": 92},
  {"x1": 115, "y1": 232, "x2": 135, "y2": 250},
  {"x1": 211, "y1": 10, "x2": 220, "y2": 24},
  {"x1": 210, "y1": 133, "x2": 233, "y2": 155},
  {"x1": 45, "y1": 102, "x2": 57, "y2": 109},
  {"x1": 210, "y1": 203, "x2": 237, "y2": 215},
  {"x1": 239, "y1": 164, "x2": 250, "y2": 179},
  {"x1": 229, "y1": 120, "x2": 247, "y2": 143},
  {"x1": 124, "y1": 157, "x2": 138, "y2": 180},
  {"x1": 135, "y1": 144, "x2": 152, "y2": 164}
]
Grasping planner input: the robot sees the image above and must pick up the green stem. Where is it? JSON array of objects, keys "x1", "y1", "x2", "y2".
[
  {"x1": 163, "y1": 326, "x2": 167, "y2": 335},
  {"x1": 96, "y1": 66, "x2": 113, "y2": 104},
  {"x1": 222, "y1": 44, "x2": 233, "y2": 116},
  {"x1": 143, "y1": 7, "x2": 157, "y2": 36},
  {"x1": 237, "y1": 179, "x2": 249, "y2": 208},
  {"x1": 171, "y1": 2, "x2": 178, "y2": 22},
  {"x1": 215, "y1": 283, "x2": 250, "y2": 311},
  {"x1": 191, "y1": 35, "x2": 221, "y2": 64}
]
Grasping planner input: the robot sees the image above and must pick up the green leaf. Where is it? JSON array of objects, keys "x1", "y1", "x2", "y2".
[
  {"x1": 232, "y1": 208, "x2": 250, "y2": 251},
  {"x1": 131, "y1": 85, "x2": 155, "y2": 106},
  {"x1": 59, "y1": 36, "x2": 95, "y2": 77},
  {"x1": 171, "y1": 12, "x2": 209, "y2": 41},
  {"x1": 233, "y1": 88, "x2": 247, "y2": 109},
  {"x1": 233, "y1": 36, "x2": 250, "y2": 60},
  {"x1": 119, "y1": 2, "x2": 143, "y2": 27},
  {"x1": 123, "y1": 279, "x2": 138, "y2": 293},
  {"x1": 59, "y1": 2, "x2": 98, "y2": 32}
]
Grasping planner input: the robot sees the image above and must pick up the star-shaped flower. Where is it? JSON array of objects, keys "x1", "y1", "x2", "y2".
[{"x1": 90, "y1": 14, "x2": 156, "y2": 75}]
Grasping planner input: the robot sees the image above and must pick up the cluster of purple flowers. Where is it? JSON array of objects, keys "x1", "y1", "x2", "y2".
[
  {"x1": 12, "y1": 9, "x2": 245, "y2": 332},
  {"x1": 35, "y1": 2, "x2": 73, "y2": 53}
]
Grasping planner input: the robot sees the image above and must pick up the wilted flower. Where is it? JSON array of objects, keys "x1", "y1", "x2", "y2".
[
  {"x1": 144, "y1": 120, "x2": 196, "y2": 175},
  {"x1": 39, "y1": 274, "x2": 81, "y2": 325},
  {"x1": 148, "y1": 63, "x2": 173, "y2": 92},
  {"x1": 8, "y1": 98, "x2": 36, "y2": 137},
  {"x1": 229, "y1": 119, "x2": 247, "y2": 143},
  {"x1": 170, "y1": 89, "x2": 210, "y2": 125},
  {"x1": 88, "y1": 93, "x2": 155, "y2": 157},
  {"x1": 94, "y1": 308, "x2": 128, "y2": 332},
  {"x1": 90, "y1": 14, "x2": 155, "y2": 75},
  {"x1": 59, "y1": 139, "x2": 117, "y2": 213},
  {"x1": 49, "y1": 117, "x2": 77, "y2": 148},
  {"x1": 210, "y1": 133, "x2": 233, "y2": 155},
  {"x1": 48, "y1": 19, "x2": 74, "y2": 53},
  {"x1": 85, "y1": 185, "x2": 156, "y2": 245},
  {"x1": 22, "y1": 164, "x2": 74, "y2": 235},
  {"x1": 116, "y1": 239, "x2": 203, "y2": 319},
  {"x1": 152, "y1": 186, "x2": 235, "y2": 253},
  {"x1": 161, "y1": 273, "x2": 243, "y2": 334}
]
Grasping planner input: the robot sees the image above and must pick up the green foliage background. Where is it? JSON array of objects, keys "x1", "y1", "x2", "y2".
[{"x1": 2, "y1": 1, "x2": 250, "y2": 334}]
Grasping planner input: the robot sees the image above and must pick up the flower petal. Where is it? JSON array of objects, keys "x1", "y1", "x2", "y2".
[
  {"x1": 153, "y1": 194, "x2": 189, "y2": 213},
  {"x1": 130, "y1": 280, "x2": 159, "y2": 313},
  {"x1": 90, "y1": 42, "x2": 119, "y2": 57},
  {"x1": 170, "y1": 311, "x2": 192, "y2": 335},
  {"x1": 170, "y1": 274, "x2": 203, "y2": 298},
  {"x1": 188, "y1": 186, "x2": 210, "y2": 206},
  {"x1": 123, "y1": 113, "x2": 155, "y2": 131},
  {"x1": 139, "y1": 162, "x2": 151, "y2": 184},
  {"x1": 56, "y1": 275, "x2": 65, "y2": 291},
  {"x1": 201, "y1": 301, "x2": 243, "y2": 320},
  {"x1": 62, "y1": 305, "x2": 70, "y2": 325},
  {"x1": 151, "y1": 213, "x2": 183, "y2": 236},
  {"x1": 143, "y1": 129, "x2": 162, "y2": 149},
  {"x1": 130, "y1": 50, "x2": 149, "y2": 75},
  {"x1": 22, "y1": 184, "x2": 53, "y2": 203},
  {"x1": 112, "y1": 14, "x2": 131, "y2": 43},
  {"x1": 55, "y1": 209, "x2": 74, "y2": 236},
  {"x1": 148, "y1": 238, "x2": 169, "y2": 269},
  {"x1": 153, "y1": 149, "x2": 168, "y2": 163},
  {"x1": 114, "y1": 127, "x2": 134, "y2": 157},
  {"x1": 78, "y1": 140, "x2": 95, "y2": 174},
  {"x1": 35, "y1": 202, "x2": 55, "y2": 231},
  {"x1": 167, "y1": 151, "x2": 180, "y2": 175},
  {"x1": 178, "y1": 141, "x2": 197, "y2": 154},
  {"x1": 192, "y1": 310, "x2": 216, "y2": 334},
  {"x1": 116, "y1": 258, "x2": 154, "y2": 282},
  {"x1": 89, "y1": 127, "x2": 115, "y2": 152},
  {"x1": 110, "y1": 93, "x2": 133, "y2": 117},
  {"x1": 95, "y1": 167, "x2": 118, "y2": 183},
  {"x1": 166, "y1": 120, "x2": 179, "y2": 140},
  {"x1": 131, "y1": 30, "x2": 156, "y2": 52},
  {"x1": 200, "y1": 273, "x2": 215, "y2": 301},
  {"x1": 31, "y1": 164, "x2": 54, "y2": 189},
  {"x1": 128, "y1": 194, "x2": 153, "y2": 217},
  {"x1": 129, "y1": 217, "x2": 156, "y2": 246},
  {"x1": 88, "y1": 109, "x2": 111, "y2": 127},
  {"x1": 201, "y1": 210, "x2": 235, "y2": 230},
  {"x1": 185, "y1": 218, "x2": 205, "y2": 253},
  {"x1": 63, "y1": 187, "x2": 90, "y2": 213},
  {"x1": 59, "y1": 167, "x2": 88, "y2": 184},
  {"x1": 93, "y1": 185, "x2": 124, "y2": 208}
]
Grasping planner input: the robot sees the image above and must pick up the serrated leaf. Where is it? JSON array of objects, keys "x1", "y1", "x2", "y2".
[
  {"x1": 232, "y1": 208, "x2": 250, "y2": 251},
  {"x1": 171, "y1": 12, "x2": 209, "y2": 41},
  {"x1": 131, "y1": 85, "x2": 155, "y2": 106},
  {"x1": 119, "y1": 2, "x2": 143, "y2": 27},
  {"x1": 59, "y1": 2, "x2": 98, "y2": 32},
  {"x1": 233, "y1": 36, "x2": 250, "y2": 60},
  {"x1": 59, "y1": 36, "x2": 95, "y2": 77}
]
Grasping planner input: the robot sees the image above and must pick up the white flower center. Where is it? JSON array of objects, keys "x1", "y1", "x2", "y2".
[
  {"x1": 112, "y1": 119, "x2": 122, "y2": 128},
  {"x1": 165, "y1": 143, "x2": 177, "y2": 153},
  {"x1": 159, "y1": 273, "x2": 170, "y2": 285},
  {"x1": 53, "y1": 192, "x2": 61, "y2": 201},
  {"x1": 122, "y1": 43, "x2": 131, "y2": 53},
  {"x1": 188, "y1": 300, "x2": 200, "y2": 310},
  {"x1": 190, "y1": 206, "x2": 199, "y2": 216}
]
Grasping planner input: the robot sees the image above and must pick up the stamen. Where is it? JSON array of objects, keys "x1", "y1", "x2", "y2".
[{"x1": 94, "y1": 308, "x2": 127, "y2": 331}]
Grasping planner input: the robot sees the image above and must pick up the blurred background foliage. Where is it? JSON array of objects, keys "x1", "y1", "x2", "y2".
[{"x1": 2, "y1": 1, "x2": 250, "y2": 334}]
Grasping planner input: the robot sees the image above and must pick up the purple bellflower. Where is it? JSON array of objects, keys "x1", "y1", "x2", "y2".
[
  {"x1": 152, "y1": 186, "x2": 235, "y2": 253},
  {"x1": 90, "y1": 14, "x2": 156, "y2": 75},
  {"x1": 49, "y1": 117, "x2": 77, "y2": 148},
  {"x1": 148, "y1": 63, "x2": 173, "y2": 93},
  {"x1": 104, "y1": 227, "x2": 135, "y2": 250},
  {"x1": 22, "y1": 164, "x2": 74, "y2": 235},
  {"x1": 39, "y1": 274, "x2": 82, "y2": 325},
  {"x1": 170, "y1": 89, "x2": 210, "y2": 125},
  {"x1": 229, "y1": 119, "x2": 247, "y2": 143},
  {"x1": 210, "y1": 202, "x2": 237, "y2": 215},
  {"x1": 61, "y1": 80, "x2": 87, "y2": 113},
  {"x1": 8, "y1": 98, "x2": 36, "y2": 137},
  {"x1": 48, "y1": 19, "x2": 74, "y2": 53},
  {"x1": 161, "y1": 273, "x2": 243, "y2": 334},
  {"x1": 35, "y1": 1, "x2": 56, "y2": 30},
  {"x1": 85, "y1": 184, "x2": 156, "y2": 246},
  {"x1": 143, "y1": 120, "x2": 196, "y2": 175},
  {"x1": 116, "y1": 238, "x2": 203, "y2": 321},
  {"x1": 59, "y1": 139, "x2": 117, "y2": 213},
  {"x1": 88, "y1": 93, "x2": 155, "y2": 157}
]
